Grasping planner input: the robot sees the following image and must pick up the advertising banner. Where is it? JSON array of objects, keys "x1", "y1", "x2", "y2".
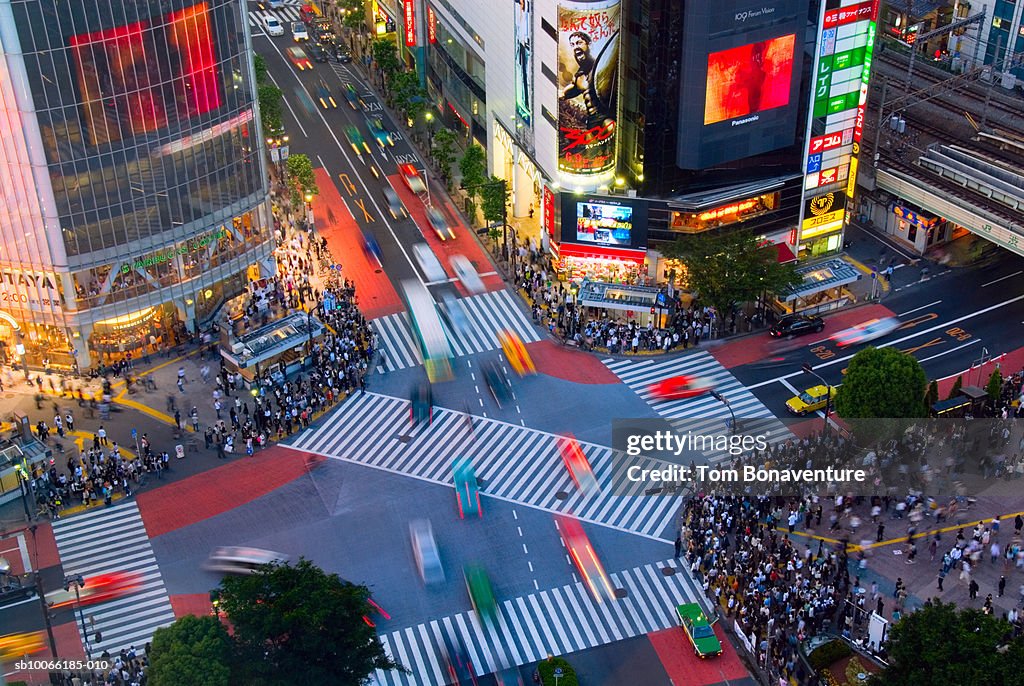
[
  {"x1": 557, "y1": 0, "x2": 621, "y2": 176},
  {"x1": 514, "y1": 0, "x2": 533, "y2": 127},
  {"x1": 403, "y1": 0, "x2": 415, "y2": 46},
  {"x1": 559, "y1": 194, "x2": 648, "y2": 250}
]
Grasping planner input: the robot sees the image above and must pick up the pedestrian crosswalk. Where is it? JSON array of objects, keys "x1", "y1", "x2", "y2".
[
  {"x1": 51, "y1": 501, "x2": 176, "y2": 656},
  {"x1": 248, "y1": 6, "x2": 303, "y2": 28},
  {"x1": 371, "y1": 289, "x2": 543, "y2": 374},
  {"x1": 290, "y1": 392, "x2": 680, "y2": 539},
  {"x1": 369, "y1": 559, "x2": 699, "y2": 685},
  {"x1": 605, "y1": 353, "x2": 791, "y2": 462}
]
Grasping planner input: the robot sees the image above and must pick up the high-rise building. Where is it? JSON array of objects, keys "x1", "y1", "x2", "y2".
[{"x1": 0, "y1": 0, "x2": 273, "y2": 371}]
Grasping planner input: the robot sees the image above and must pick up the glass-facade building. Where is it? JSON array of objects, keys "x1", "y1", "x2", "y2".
[{"x1": 0, "y1": 0, "x2": 272, "y2": 370}]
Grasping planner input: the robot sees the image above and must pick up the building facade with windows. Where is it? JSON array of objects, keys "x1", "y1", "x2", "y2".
[{"x1": 0, "y1": 0, "x2": 273, "y2": 371}]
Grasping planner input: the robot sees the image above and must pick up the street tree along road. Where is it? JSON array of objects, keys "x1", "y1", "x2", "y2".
[
  {"x1": 834, "y1": 346, "x2": 928, "y2": 419},
  {"x1": 149, "y1": 615, "x2": 233, "y2": 686}
]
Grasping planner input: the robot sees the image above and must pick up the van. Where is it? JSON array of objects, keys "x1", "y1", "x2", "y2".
[
  {"x1": 204, "y1": 547, "x2": 289, "y2": 575},
  {"x1": 412, "y1": 243, "x2": 447, "y2": 283}
]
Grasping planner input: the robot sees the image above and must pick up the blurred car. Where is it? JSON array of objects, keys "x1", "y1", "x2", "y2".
[
  {"x1": 0, "y1": 631, "x2": 46, "y2": 661},
  {"x1": 367, "y1": 116, "x2": 394, "y2": 147},
  {"x1": 315, "y1": 78, "x2": 337, "y2": 108},
  {"x1": 343, "y1": 83, "x2": 363, "y2": 110},
  {"x1": 426, "y1": 206, "x2": 456, "y2": 241},
  {"x1": 334, "y1": 47, "x2": 353, "y2": 63},
  {"x1": 263, "y1": 15, "x2": 285, "y2": 36},
  {"x1": 309, "y1": 42, "x2": 329, "y2": 63},
  {"x1": 361, "y1": 597, "x2": 391, "y2": 628},
  {"x1": 440, "y1": 634, "x2": 479, "y2": 686},
  {"x1": 398, "y1": 163, "x2": 427, "y2": 194},
  {"x1": 450, "y1": 255, "x2": 484, "y2": 294},
  {"x1": 383, "y1": 186, "x2": 407, "y2": 218},
  {"x1": 285, "y1": 46, "x2": 312, "y2": 70},
  {"x1": 412, "y1": 243, "x2": 447, "y2": 283},
  {"x1": 311, "y1": 20, "x2": 335, "y2": 43},
  {"x1": 362, "y1": 230, "x2": 382, "y2": 266},
  {"x1": 558, "y1": 515, "x2": 614, "y2": 602},
  {"x1": 440, "y1": 291, "x2": 470, "y2": 335},
  {"x1": 453, "y1": 457, "x2": 481, "y2": 518},
  {"x1": 409, "y1": 519, "x2": 445, "y2": 585},
  {"x1": 291, "y1": 21, "x2": 308, "y2": 41},
  {"x1": 785, "y1": 384, "x2": 836, "y2": 415},
  {"x1": 558, "y1": 433, "x2": 598, "y2": 494},
  {"x1": 204, "y1": 547, "x2": 289, "y2": 575},
  {"x1": 345, "y1": 125, "x2": 372, "y2": 155},
  {"x1": 677, "y1": 603, "x2": 722, "y2": 658},
  {"x1": 769, "y1": 313, "x2": 824, "y2": 338},
  {"x1": 46, "y1": 571, "x2": 143, "y2": 610},
  {"x1": 498, "y1": 329, "x2": 535, "y2": 376},
  {"x1": 482, "y1": 361, "x2": 510, "y2": 408},
  {"x1": 830, "y1": 316, "x2": 901, "y2": 347},
  {"x1": 463, "y1": 564, "x2": 497, "y2": 623},
  {"x1": 299, "y1": 5, "x2": 315, "y2": 22},
  {"x1": 495, "y1": 667, "x2": 526, "y2": 686},
  {"x1": 648, "y1": 374, "x2": 714, "y2": 401},
  {"x1": 411, "y1": 382, "x2": 432, "y2": 425}
]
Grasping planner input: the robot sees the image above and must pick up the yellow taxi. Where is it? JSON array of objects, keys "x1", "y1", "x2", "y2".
[
  {"x1": 785, "y1": 385, "x2": 836, "y2": 415},
  {"x1": 0, "y1": 631, "x2": 46, "y2": 661},
  {"x1": 497, "y1": 330, "x2": 535, "y2": 376}
]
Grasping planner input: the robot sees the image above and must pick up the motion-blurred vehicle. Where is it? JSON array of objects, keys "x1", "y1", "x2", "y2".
[
  {"x1": 411, "y1": 382, "x2": 432, "y2": 425},
  {"x1": 785, "y1": 385, "x2": 836, "y2": 415},
  {"x1": 383, "y1": 186, "x2": 407, "y2": 218},
  {"x1": 648, "y1": 374, "x2": 714, "y2": 401},
  {"x1": 453, "y1": 457, "x2": 481, "y2": 518},
  {"x1": 426, "y1": 206, "x2": 456, "y2": 241},
  {"x1": 482, "y1": 361, "x2": 510, "y2": 408},
  {"x1": 204, "y1": 547, "x2": 289, "y2": 575},
  {"x1": 412, "y1": 243, "x2": 447, "y2": 283},
  {"x1": 361, "y1": 597, "x2": 391, "y2": 628},
  {"x1": 367, "y1": 116, "x2": 394, "y2": 147},
  {"x1": 291, "y1": 21, "x2": 308, "y2": 41},
  {"x1": 315, "y1": 78, "x2": 337, "y2": 108},
  {"x1": 285, "y1": 46, "x2": 311, "y2": 70},
  {"x1": 558, "y1": 515, "x2": 614, "y2": 602},
  {"x1": 440, "y1": 291, "x2": 470, "y2": 334},
  {"x1": 310, "y1": 19, "x2": 335, "y2": 43},
  {"x1": 769, "y1": 313, "x2": 824, "y2": 338},
  {"x1": 450, "y1": 255, "x2": 484, "y2": 294},
  {"x1": 345, "y1": 125, "x2": 372, "y2": 155},
  {"x1": 334, "y1": 47, "x2": 352, "y2": 63},
  {"x1": 677, "y1": 603, "x2": 722, "y2": 657},
  {"x1": 343, "y1": 83, "x2": 363, "y2": 109},
  {"x1": 558, "y1": 433, "x2": 598, "y2": 494},
  {"x1": 362, "y1": 230, "x2": 382, "y2": 266},
  {"x1": 46, "y1": 571, "x2": 143, "y2": 610},
  {"x1": 0, "y1": 631, "x2": 46, "y2": 661},
  {"x1": 440, "y1": 634, "x2": 479, "y2": 686},
  {"x1": 299, "y1": 5, "x2": 314, "y2": 22},
  {"x1": 263, "y1": 15, "x2": 285, "y2": 36},
  {"x1": 308, "y1": 42, "x2": 329, "y2": 63},
  {"x1": 463, "y1": 564, "x2": 497, "y2": 623},
  {"x1": 495, "y1": 667, "x2": 526, "y2": 686},
  {"x1": 398, "y1": 163, "x2": 427, "y2": 194},
  {"x1": 498, "y1": 329, "x2": 535, "y2": 376},
  {"x1": 830, "y1": 316, "x2": 901, "y2": 347},
  {"x1": 410, "y1": 519, "x2": 445, "y2": 585}
]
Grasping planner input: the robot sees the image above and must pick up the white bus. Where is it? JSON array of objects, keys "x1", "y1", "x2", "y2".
[{"x1": 401, "y1": 279, "x2": 454, "y2": 382}]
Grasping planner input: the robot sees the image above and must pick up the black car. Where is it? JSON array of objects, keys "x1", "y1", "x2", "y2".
[
  {"x1": 769, "y1": 313, "x2": 825, "y2": 338},
  {"x1": 309, "y1": 42, "x2": 329, "y2": 63},
  {"x1": 334, "y1": 48, "x2": 352, "y2": 63}
]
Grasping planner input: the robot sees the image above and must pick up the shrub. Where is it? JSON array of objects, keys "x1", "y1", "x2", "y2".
[
  {"x1": 538, "y1": 657, "x2": 579, "y2": 686},
  {"x1": 808, "y1": 639, "x2": 853, "y2": 671}
]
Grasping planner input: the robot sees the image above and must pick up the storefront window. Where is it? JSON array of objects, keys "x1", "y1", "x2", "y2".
[
  {"x1": 555, "y1": 256, "x2": 645, "y2": 284},
  {"x1": 669, "y1": 193, "x2": 779, "y2": 233},
  {"x1": 0, "y1": 321, "x2": 74, "y2": 372},
  {"x1": 88, "y1": 303, "x2": 181, "y2": 364}
]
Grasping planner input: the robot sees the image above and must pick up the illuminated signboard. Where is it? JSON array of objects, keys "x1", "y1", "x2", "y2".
[
  {"x1": 704, "y1": 34, "x2": 796, "y2": 125},
  {"x1": 699, "y1": 199, "x2": 759, "y2": 222},
  {"x1": 404, "y1": 0, "x2": 415, "y2": 46},
  {"x1": 427, "y1": 6, "x2": 436, "y2": 43}
]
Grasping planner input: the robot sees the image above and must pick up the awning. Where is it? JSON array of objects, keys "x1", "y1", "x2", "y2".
[
  {"x1": 555, "y1": 241, "x2": 647, "y2": 265},
  {"x1": 771, "y1": 242, "x2": 796, "y2": 264},
  {"x1": 783, "y1": 258, "x2": 862, "y2": 302}
]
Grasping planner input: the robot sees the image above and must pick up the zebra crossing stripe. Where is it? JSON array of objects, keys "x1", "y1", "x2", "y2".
[
  {"x1": 370, "y1": 290, "x2": 542, "y2": 374},
  {"x1": 51, "y1": 501, "x2": 176, "y2": 655},
  {"x1": 369, "y1": 559, "x2": 700, "y2": 685},
  {"x1": 288, "y1": 392, "x2": 681, "y2": 539},
  {"x1": 248, "y1": 7, "x2": 301, "y2": 27}
]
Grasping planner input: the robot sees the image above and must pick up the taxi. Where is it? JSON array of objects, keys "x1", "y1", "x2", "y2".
[
  {"x1": 285, "y1": 46, "x2": 312, "y2": 71},
  {"x1": 453, "y1": 457, "x2": 481, "y2": 518},
  {"x1": 785, "y1": 384, "x2": 836, "y2": 415},
  {"x1": 497, "y1": 329, "x2": 535, "y2": 376},
  {"x1": 677, "y1": 603, "x2": 722, "y2": 657}
]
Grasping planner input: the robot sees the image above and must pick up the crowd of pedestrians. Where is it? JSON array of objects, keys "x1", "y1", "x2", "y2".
[{"x1": 49, "y1": 644, "x2": 149, "y2": 686}]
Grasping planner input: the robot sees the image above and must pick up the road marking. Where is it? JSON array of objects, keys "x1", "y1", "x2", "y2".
[
  {"x1": 423, "y1": 277, "x2": 459, "y2": 286},
  {"x1": 517, "y1": 526, "x2": 523, "y2": 537},
  {"x1": 316, "y1": 155, "x2": 330, "y2": 177},
  {"x1": 528, "y1": 561, "x2": 534, "y2": 572},
  {"x1": 854, "y1": 226, "x2": 917, "y2": 260},
  {"x1": 981, "y1": 270, "x2": 1022, "y2": 288},
  {"x1": 780, "y1": 378, "x2": 801, "y2": 395},
  {"x1": 353, "y1": 197, "x2": 375, "y2": 221},
  {"x1": 916, "y1": 339, "x2": 980, "y2": 363},
  {"x1": 512, "y1": 508, "x2": 518, "y2": 520},
  {"x1": 534, "y1": 579, "x2": 540, "y2": 590},
  {"x1": 898, "y1": 300, "x2": 942, "y2": 316},
  {"x1": 522, "y1": 543, "x2": 529, "y2": 555},
  {"x1": 263, "y1": 60, "x2": 308, "y2": 138},
  {"x1": 748, "y1": 293, "x2": 1024, "y2": 389},
  {"x1": 337, "y1": 172, "x2": 356, "y2": 196}
]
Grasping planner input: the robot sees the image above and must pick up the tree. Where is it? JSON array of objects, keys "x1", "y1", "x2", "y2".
[
  {"x1": 219, "y1": 559, "x2": 400, "y2": 686},
  {"x1": 335, "y1": 0, "x2": 366, "y2": 29},
  {"x1": 431, "y1": 128, "x2": 457, "y2": 184},
  {"x1": 480, "y1": 176, "x2": 509, "y2": 226},
  {"x1": 925, "y1": 380, "x2": 939, "y2": 411},
  {"x1": 986, "y1": 369, "x2": 1003, "y2": 404},
  {"x1": 258, "y1": 84, "x2": 284, "y2": 137},
  {"x1": 947, "y1": 374, "x2": 963, "y2": 400},
  {"x1": 870, "y1": 599, "x2": 1024, "y2": 686},
  {"x1": 253, "y1": 54, "x2": 269, "y2": 85},
  {"x1": 148, "y1": 615, "x2": 233, "y2": 686},
  {"x1": 372, "y1": 37, "x2": 401, "y2": 80},
  {"x1": 833, "y1": 347, "x2": 927, "y2": 419},
  {"x1": 389, "y1": 71, "x2": 426, "y2": 122},
  {"x1": 659, "y1": 232, "x2": 802, "y2": 318},
  {"x1": 286, "y1": 154, "x2": 319, "y2": 207},
  {"x1": 459, "y1": 144, "x2": 487, "y2": 195}
]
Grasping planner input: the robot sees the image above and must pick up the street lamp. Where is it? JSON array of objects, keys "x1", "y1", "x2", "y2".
[
  {"x1": 710, "y1": 390, "x2": 737, "y2": 434},
  {"x1": 569, "y1": 285, "x2": 579, "y2": 338},
  {"x1": 304, "y1": 191, "x2": 314, "y2": 227},
  {"x1": 801, "y1": 363, "x2": 833, "y2": 433},
  {"x1": 63, "y1": 574, "x2": 92, "y2": 660}
]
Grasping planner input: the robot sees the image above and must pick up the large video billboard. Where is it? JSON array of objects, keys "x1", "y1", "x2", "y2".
[
  {"x1": 559, "y1": 194, "x2": 648, "y2": 250},
  {"x1": 557, "y1": 0, "x2": 621, "y2": 177},
  {"x1": 515, "y1": 0, "x2": 533, "y2": 127},
  {"x1": 677, "y1": 0, "x2": 807, "y2": 170}
]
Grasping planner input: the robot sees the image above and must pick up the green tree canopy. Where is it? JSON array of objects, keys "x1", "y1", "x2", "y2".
[
  {"x1": 253, "y1": 54, "x2": 269, "y2": 85},
  {"x1": 459, "y1": 144, "x2": 487, "y2": 195},
  {"x1": 986, "y1": 369, "x2": 1003, "y2": 403},
  {"x1": 335, "y1": 0, "x2": 366, "y2": 29},
  {"x1": 870, "y1": 600, "x2": 1024, "y2": 686},
  {"x1": 833, "y1": 347, "x2": 927, "y2": 419},
  {"x1": 659, "y1": 232, "x2": 802, "y2": 317},
  {"x1": 389, "y1": 71, "x2": 426, "y2": 121},
  {"x1": 947, "y1": 374, "x2": 964, "y2": 400},
  {"x1": 148, "y1": 614, "x2": 233, "y2": 686},
  {"x1": 480, "y1": 176, "x2": 509, "y2": 225},
  {"x1": 219, "y1": 559, "x2": 400, "y2": 686},
  {"x1": 372, "y1": 37, "x2": 401, "y2": 79},
  {"x1": 258, "y1": 84, "x2": 284, "y2": 138},
  {"x1": 286, "y1": 154, "x2": 319, "y2": 207},
  {"x1": 431, "y1": 128, "x2": 457, "y2": 184}
]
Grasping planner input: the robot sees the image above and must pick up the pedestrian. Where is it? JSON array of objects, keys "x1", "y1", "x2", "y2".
[
  {"x1": 999, "y1": 575, "x2": 1007, "y2": 597},
  {"x1": 174, "y1": 409, "x2": 181, "y2": 430},
  {"x1": 876, "y1": 522, "x2": 885, "y2": 542},
  {"x1": 969, "y1": 578, "x2": 979, "y2": 600},
  {"x1": 674, "y1": 534, "x2": 682, "y2": 558},
  {"x1": 937, "y1": 567, "x2": 946, "y2": 591},
  {"x1": 97, "y1": 425, "x2": 108, "y2": 446},
  {"x1": 65, "y1": 412, "x2": 74, "y2": 432}
]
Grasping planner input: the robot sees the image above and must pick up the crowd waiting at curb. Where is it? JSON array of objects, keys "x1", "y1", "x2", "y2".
[{"x1": 47, "y1": 644, "x2": 149, "y2": 686}]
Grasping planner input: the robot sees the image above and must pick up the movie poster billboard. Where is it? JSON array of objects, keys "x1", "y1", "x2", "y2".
[
  {"x1": 514, "y1": 0, "x2": 533, "y2": 127},
  {"x1": 557, "y1": 0, "x2": 621, "y2": 177}
]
